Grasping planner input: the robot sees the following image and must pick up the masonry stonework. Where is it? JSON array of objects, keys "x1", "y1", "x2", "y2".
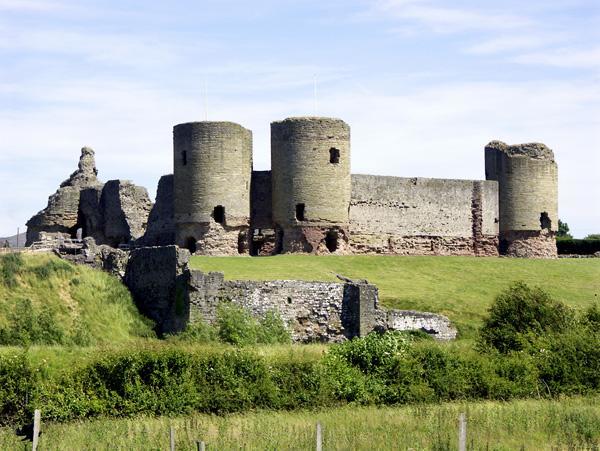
[
  {"x1": 27, "y1": 117, "x2": 559, "y2": 259},
  {"x1": 271, "y1": 117, "x2": 351, "y2": 254},
  {"x1": 173, "y1": 121, "x2": 252, "y2": 256},
  {"x1": 485, "y1": 141, "x2": 558, "y2": 258}
]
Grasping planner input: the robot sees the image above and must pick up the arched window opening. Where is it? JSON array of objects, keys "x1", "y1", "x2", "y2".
[
  {"x1": 213, "y1": 205, "x2": 225, "y2": 224},
  {"x1": 329, "y1": 148, "x2": 340, "y2": 164},
  {"x1": 325, "y1": 230, "x2": 338, "y2": 253},
  {"x1": 185, "y1": 237, "x2": 197, "y2": 254}
]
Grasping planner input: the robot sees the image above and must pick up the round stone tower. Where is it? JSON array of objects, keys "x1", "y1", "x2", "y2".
[
  {"x1": 271, "y1": 117, "x2": 351, "y2": 253},
  {"x1": 173, "y1": 121, "x2": 252, "y2": 255},
  {"x1": 485, "y1": 141, "x2": 558, "y2": 258}
]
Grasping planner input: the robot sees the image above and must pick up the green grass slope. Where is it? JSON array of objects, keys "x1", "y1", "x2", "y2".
[
  {"x1": 0, "y1": 253, "x2": 154, "y2": 345},
  {"x1": 191, "y1": 255, "x2": 600, "y2": 337}
]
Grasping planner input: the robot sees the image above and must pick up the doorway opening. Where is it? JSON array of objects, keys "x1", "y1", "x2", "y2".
[
  {"x1": 325, "y1": 230, "x2": 338, "y2": 253},
  {"x1": 185, "y1": 237, "x2": 197, "y2": 254},
  {"x1": 213, "y1": 205, "x2": 225, "y2": 224}
]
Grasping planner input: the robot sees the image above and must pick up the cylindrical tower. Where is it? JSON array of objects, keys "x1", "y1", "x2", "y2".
[
  {"x1": 173, "y1": 121, "x2": 252, "y2": 255},
  {"x1": 271, "y1": 117, "x2": 351, "y2": 253},
  {"x1": 485, "y1": 141, "x2": 558, "y2": 258}
]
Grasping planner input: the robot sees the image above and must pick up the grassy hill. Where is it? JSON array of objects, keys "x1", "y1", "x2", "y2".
[
  {"x1": 0, "y1": 253, "x2": 154, "y2": 345},
  {"x1": 190, "y1": 255, "x2": 600, "y2": 337}
]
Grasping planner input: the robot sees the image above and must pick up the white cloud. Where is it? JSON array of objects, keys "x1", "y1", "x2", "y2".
[
  {"x1": 511, "y1": 46, "x2": 600, "y2": 69},
  {"x1": 369, "y1": 0, "x2": 531, "y2": 34}
]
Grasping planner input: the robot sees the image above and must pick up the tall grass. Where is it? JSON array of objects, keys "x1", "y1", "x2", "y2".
[
  {"x1": 0, "y1": 397, "x2": 597, "y2": 450},
  {"x1": 0, "y1": 253, "x2": 154, "y2": 345}
]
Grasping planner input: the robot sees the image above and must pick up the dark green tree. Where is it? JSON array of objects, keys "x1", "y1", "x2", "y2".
[{"x1": 557, "y1": 220, "x2": 572, "y2": 239}]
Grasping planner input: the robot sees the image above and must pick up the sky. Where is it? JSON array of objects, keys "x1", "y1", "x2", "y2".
[{"x1": 0, "y1": 0, "x2": 598, "y2": 238}]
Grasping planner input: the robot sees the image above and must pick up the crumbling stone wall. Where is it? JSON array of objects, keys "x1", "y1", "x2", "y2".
[
  {"x1": 142, "y1": 174, "x2": 175, "y2": 246},
  {"x1": 348, "y1": 175, "x2": 499, "y2": 256},
  {"x1": 386, "y1": 310, "x2": 457, "y2": 340},
  {"x1": 26, "y1": 147, "x2": 102, "y2": 245},
  {"x1": 485, "y1": 141, "x2": 558, "y2": 258},
  {"x1": 124, "y1": 246, "x2": 190, "y2": 335},
  {"x1": 121, "y1": 246, "x2": 457, "y2": 341},
  {"x1": 188, "y1": 272, "x2": 380, "y2": 342}
]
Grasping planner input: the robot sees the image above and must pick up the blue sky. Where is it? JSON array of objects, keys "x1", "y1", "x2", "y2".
[{"x1": 0, "y1": 0, "x2": 598, "y2": 237}]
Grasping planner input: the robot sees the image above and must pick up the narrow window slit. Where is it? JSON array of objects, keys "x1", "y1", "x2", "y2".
[
  {"x1": 329, "y1": 148, "x2": 340, "y2": 164},
  {"x1": 295, "y1": 203, "x2": 305, "y2": 221}
]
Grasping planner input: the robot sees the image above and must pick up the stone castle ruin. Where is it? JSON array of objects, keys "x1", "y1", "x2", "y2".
[
  {"x1": 27, "y1": 116, "x2": 559, "y2": 258},
  {"x1": 23, "y1": 116, "x2": 560, "y2": 340}
]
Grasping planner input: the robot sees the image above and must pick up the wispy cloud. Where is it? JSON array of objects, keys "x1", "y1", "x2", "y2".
[
  {"x1": 511, "y1": 46, "x2": 600, "y2": 69},
  {"x1": 368, "y1": 0, "x2": 530, "y2": 34},
  {"x1": 0, "y1": 0, "x2": 63, "y2": 11}
]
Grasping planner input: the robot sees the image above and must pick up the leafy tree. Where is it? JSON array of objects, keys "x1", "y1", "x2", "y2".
[
  {"x1": 479, "y1": 282, "x2": 573, "y2": 353},
  {"x1": 557, "y1": 220, "x2": 572, "y2": 239}
]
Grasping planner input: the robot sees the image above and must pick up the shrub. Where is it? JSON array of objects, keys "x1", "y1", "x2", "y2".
[
  {"x1": 168, "y1": 318, "x2": 217, "y2": 343},
  {"x1": 479, "y1": 282, "x2": 573, "y2": 353},
  {"x1": 216, "y1": 303, "x2": 290, "y2": 346},
  {"x1": 0, "y1": 253, "x2": 24, "y2": 288},
  {"x1": 0, "y1": 353, "x2": 36, "y2": 426},
  {"x1": 557, "y1": 239, "x2": 600, "y2": 255},
  {"x1": 0, "y1": 298, "x2": 67, "y2": 346},
  {"x1": 257, "y1": 310, "x2": 291, "y2": 345},
  {"x1": 216, "y1": 303, "x2": 259, "y2": 345}
]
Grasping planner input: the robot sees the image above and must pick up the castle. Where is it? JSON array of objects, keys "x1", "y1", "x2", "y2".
[{"x1": 27, "y1": 116, "x2": 559, "y2": 259}]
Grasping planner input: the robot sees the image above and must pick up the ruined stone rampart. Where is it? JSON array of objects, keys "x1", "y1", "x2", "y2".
[
  {"x1": 349, "y1": 175, "x2": 499, "y2": 255},
  {"x1": 122, "y1": 246, "x2": 457, "y2": 341}
]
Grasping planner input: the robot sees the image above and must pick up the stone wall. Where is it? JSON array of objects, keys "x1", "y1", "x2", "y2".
[
  {"x1": 188, "y1": 272, "x2": 381, "y2": 342},
  {"x1": 124, "y1": 246, "x2": 190, "y2": 335},
  {"x1": 348, "y1": 175, "x2": 499, "y2": 255},
  {"x1": 386, "y1": 310, "x2": 457, "y2": 340},
  {"x1": 142, "y1": 174, "x2": 175, "y2": 246},
  {"x1": 26, "y1": 147, "x2": 102, "y2": 245},
  {"x1": 121, "y1": 246, "x2": 458, "y2": 341}
]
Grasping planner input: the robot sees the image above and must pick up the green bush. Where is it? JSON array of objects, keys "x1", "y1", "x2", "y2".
[
  {"x1": 0, "y1": 298, "x2": 67, "y2": 346},
  {"x1": 557, "y1": 239, "x2": 600, "y2": 255},
  {"x1": 479, "y1": 282, "x2": 573, "y2": 353},
  {"x1": 216, "y1": 303, "x2": 291, "y2": 346},
  {"x1": 0, "y1": 253, "x2": 24, "y2": 288},
  {"x1": 0, "y1": 353, "x2": 36, "y2": 426}
]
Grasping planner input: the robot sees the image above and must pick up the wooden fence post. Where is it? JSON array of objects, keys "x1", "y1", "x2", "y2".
[
  {"x1": 458, "y1": 412, "x2": 467, "y2": 451},
  {"x1": 170, "y1": 426, "x2": 175, "y2": 451},
  {"x1": 196, "y1": 440, "x2": 206, "y2": 451},
  {"x1": 32, "y1": 409, "x2": 41, "y2": 451},
  {"x1": 316, "y1": 421, "x2": 322, "y2": 451}
]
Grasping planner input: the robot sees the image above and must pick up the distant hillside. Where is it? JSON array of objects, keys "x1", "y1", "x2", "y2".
[
  {"x1": 0, "y1": 253, "x2": 155, "y2": 345},
  {"x1": 0, "y1": 231, "x2": 27, "y2": 248}
]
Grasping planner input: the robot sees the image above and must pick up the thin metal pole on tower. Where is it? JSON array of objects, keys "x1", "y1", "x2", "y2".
[
  {"x1": 313, "y1": 74, "x2": 318, "y2": 115},
  {"x1": 203, "y1": 77, "x2": 208, "y2": 121}
]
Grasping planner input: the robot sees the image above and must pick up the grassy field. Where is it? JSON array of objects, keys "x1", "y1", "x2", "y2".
[
  {"x1": 1, "y1": 397, "x2": 597, "y2": 450},
  {"x1": 191, "y1": 255, "x2": 600, "y2": 337},
  {"x1": 0, "y1": 253, "x2": 154, "y2": 345}
]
